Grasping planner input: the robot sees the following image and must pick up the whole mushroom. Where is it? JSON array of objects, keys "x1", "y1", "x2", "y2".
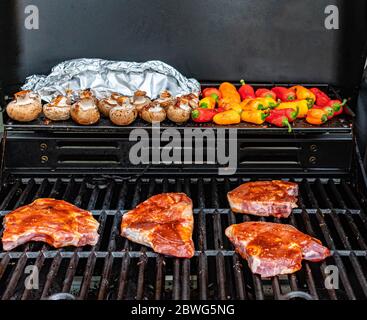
[
  {"x1": 70, "y1": 90, "x2": 100, "y2": 125},
  {"x1": 181, "y1": 93, "x2": 199, "y2": 109},
  {"x1": 98, "y1": 93, "x2": 121, "y2": 117},
  {"x1": 6, "y1": 90, "x2": 42, "y2": 122},
  {"x1": 166, "y1": 97, "x2": 192, "y2": 124},
  {"x1": 43, "y1": 95, "x2": 72, "y2": 121},
  {"x1": 140, "y1": 101, "x2": 167, "y2": 123},
  {"x1": 109, "y1": 100, "x2": 138, "y2": 126},
  {"x1": 132, "y1": 90, "x2": 151, "y2": 112},
  {"x1": 156, "y1": 90, "x2": 176, "y2": 110}
]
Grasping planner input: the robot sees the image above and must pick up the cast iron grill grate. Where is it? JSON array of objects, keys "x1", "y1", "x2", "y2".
[{"x1": 0, "y1": 177, "x2": 366, "y2": 300}]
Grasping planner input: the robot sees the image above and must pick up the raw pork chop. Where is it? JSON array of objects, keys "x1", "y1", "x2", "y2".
[
  {"x1": 2, "y1": 198, "x2": 100, "y2": 251},
  {"x1": 227, "y1": 180, "x2": 298, "y2": 218},
  {"x1": 121, "y1": 193, "x2": 194, "y2": 258},
  {"x1": 225, "y1": 221, "x2": 330, "y2": 277}
]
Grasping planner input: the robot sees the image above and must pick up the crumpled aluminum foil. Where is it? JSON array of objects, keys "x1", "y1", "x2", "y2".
[{"x1": 22, "y1": 58, "x2": 201, "y2": 102}]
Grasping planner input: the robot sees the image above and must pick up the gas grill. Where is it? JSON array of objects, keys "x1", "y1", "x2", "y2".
[{"x1": 1, "y1": 0, "x2": 367, "y2": 302}]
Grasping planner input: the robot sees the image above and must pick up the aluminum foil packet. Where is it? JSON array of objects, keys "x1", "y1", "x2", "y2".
[{"x1": 22, "y1": 58, "x2": 201, "y2": 102}]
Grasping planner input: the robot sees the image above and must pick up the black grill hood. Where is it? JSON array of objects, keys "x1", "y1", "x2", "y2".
[{"x1": 1, "y1": 0, "x2": 367, "y2": 89}]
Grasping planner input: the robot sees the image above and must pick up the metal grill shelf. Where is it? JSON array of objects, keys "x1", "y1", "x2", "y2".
[
  {"x1": 0, "y1": 177, "x2": 367, "y2": 300},
  {"x1": 3, "y1": 115, "x2": 353, "y2": 134}
]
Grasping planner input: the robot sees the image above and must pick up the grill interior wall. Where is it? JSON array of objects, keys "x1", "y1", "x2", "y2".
[{"x1": 0, "y1": 177, "x2": 367, "y2": 300}]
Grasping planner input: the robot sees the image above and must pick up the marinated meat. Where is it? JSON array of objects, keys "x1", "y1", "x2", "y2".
[
  {"x1": 121, "y1": 193, "x2": 194, "y2": 258},
  {"x1": 227, "y1": 180, "x2": 298, "y2": 218},
  {"x1": 2, "y1": 198, "x2": 100, "y2": 251},
  {"x1": 225, "y1": 221, "x2": 330, "y2": 278}
]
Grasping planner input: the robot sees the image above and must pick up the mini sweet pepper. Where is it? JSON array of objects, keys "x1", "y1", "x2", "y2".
[
  {"x1": 328, "y1": 99, "x2": 347, "y2": 116},
  {"x1": 202, "y1": 88, "x2": 222, "y2": 101},
  {"x1": 213, "y1": 110, "x2": 241, "y2": 125},
  {"x1": 306, "y1": 109, "x2": 328, "y2": 125},
  {"x1": 255, "y1": 88, "x2": 277, "y2": 100},
  {"x1": 310, "y1": 88, "x2": 331, "y2": 107},
  {"x1": 199, "y1": 96, "x2": 216, "y2": 109},
  {"x1": 241, "y1": 110, "x2": 269, "y2": 125},
  {"x1": 266, "y1": 112, "x2": 292, "y2": 132},
  {"x1": 238, "y1": 80, "x2": 256, "y2": 100},
  {"x1": 290, "y1": 86, "x2": 316, "y2": 105},
  {"x1": 271, "y1": 87, "x2": 296, "y2": 102},
  {"x1": 313, "y1": 105, "x2": 335, "y2": 120},
  {"x1": 191, "y1": 108, "x2": 218, "y2": 123},
  {"x1": 276, "y1": 100, "x2": 308, "y2": 118}
]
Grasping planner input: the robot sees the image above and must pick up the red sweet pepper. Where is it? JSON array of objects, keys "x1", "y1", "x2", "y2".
[
  {"x1": 313, "y1": 105, "x2": 335, "y2": 120},
  {"x1": 310, "y1": 88, "x2": 331, "y2": 107},
  {"x1": 266, "y1": 112, "x2": 292, "y2": 132},
  {"x1": 271, "y1": 87, "x2": 296, "y2": 102},
  {"x1": 255, "y1": 88, "x2": 277, "y2": 100},
  {"x1": 191, "y1": 108, "x2": 218, "y2": 123},
  {"x1": 202, "y1": 88, "x2": 222, "y2": 101},
  {"x1": 269, "y1": 108, "x2": 298, "y2": 123},
  {"x1": 238, "y1": 80, "x2": 255, "y2": 100},
  {"x1": 328, "y1": 99, "x2": 347, "y2": 116}
]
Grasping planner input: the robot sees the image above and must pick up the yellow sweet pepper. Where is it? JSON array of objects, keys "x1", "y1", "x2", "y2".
[
  {"x1": 276, "y1": 100, "x2": 308, "y2": 118},
  {"x1": 242, "y1": 98, "x2": 268, "y2": 111},
  {"x1": 241, "y1": 97, "x2": 278, "y2": 111},
  {"x1": 199, "y1": 96, "x2": 216, "y2": 109},
  {"x1": 223, "y1": 102, "x2": 243, "y2": 114},
  {"x1": 260, "y1": 97, "x2": 279, "y2": 109},
  {"x1": 240, "y1": 98, "x2": 253, "y2": 109},
  {"x1": 241, "y1": 110, "x2": 269, "y2": 125},
  {"x1": 219, "y1": 82, "x2": 241, "y2": 103},
  {"x1": 290, "y1": 86, "x2": 316, "y2": 104},
  {"x1": 213, "y1": 110, "x2": 241, "y2": 125}
]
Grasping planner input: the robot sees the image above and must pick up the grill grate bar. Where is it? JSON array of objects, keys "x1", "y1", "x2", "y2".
[
  {"x1": 181, "y1": 179, "x2": 191, "y2": 300},
  {"x1": 41, "y1": 252, "x2": 63, "y2": 299},
  {"x1": 21, "y1": 252, "x2": 45, "y2": 300},
  {"x1": 0, "y1": 253, "x2": 10, "y2": 282},
  {"x1": 0, "y1": 180, "x2": 21, "y2": 210},
  {"x1": 14, "y1": 179, "x2": 34, "y2": 209},
  {"x1": 133, "y1": 179, "x2": 148, "y2": 300},
  {"x1": 153, "y1": 180, "x2": 167, "y2": 300},
  {"x1": 172, "y1": 259, "x2": 181, "y2": 300},
  {"x1": 97, "y1": 181, "x2": 127, "y2": 300},
  {"x1": 62, "y1": 178, "x2": 75, "y2": 203},
  {"x1": 116, "y1": 250, "x2": 130, "y2": 300},
  {"x1": 212, "y1": 179, "x2": 226, "y2": 300},
  {"x1": 224, "y1": 179, "x2": 247, "y2": 300},
  {"x1": 49, "y1": 178, "x2": 62, "y2": 199},
  {"x1": 136, "y1": 248, "x2": 147, "y2": 300},
  {"x1": 78, "y1": 181, "x2": 114, "y2": 300},
  {"x1": 181, "y1": 259, "x2": 190, "y2": 300},
  {"x1": 33, "y1": 179, "x2": 48, "y2": 200},
  {"x1": 99, "y1": 183, "x2": 128, "y2": 301},
  {"x1": 154, "y1": 255, "x2": 164, "y2": 300},
  {"x1": 287, "y1": 215, "x2": 316, "y2": 299},
  {"x1": 78, "y1": 210, "x2": 108, "y2": 299},
  {"x1": 1, "y1": 253, "x2": 28, "y2": 300},
  {"x1": 73, "y1": 181, "x2": 87, "y2": 207},
  {"x1": 171, "y1": 179, "x2": 181, "y2": 300},
  {"x1": 197, "y1": 179, "x2": 208, "y2": 300}
]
